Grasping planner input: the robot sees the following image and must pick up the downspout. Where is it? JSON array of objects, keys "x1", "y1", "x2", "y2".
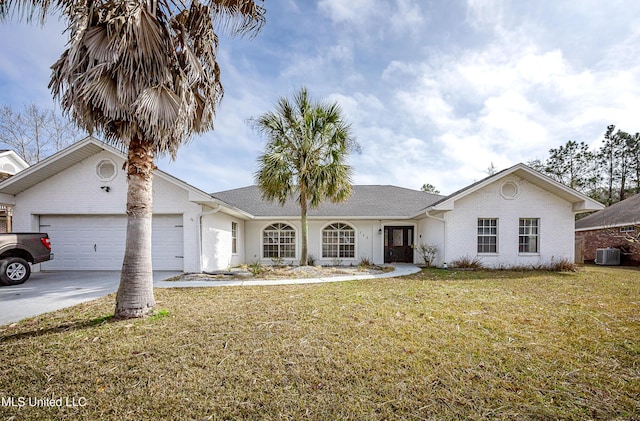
[
  {"x1": 197, "y1": 205, "x2": 221, "y2": 272},
  {"x1": 425, "y1": 209, "x2": 447, "y2": 267}
]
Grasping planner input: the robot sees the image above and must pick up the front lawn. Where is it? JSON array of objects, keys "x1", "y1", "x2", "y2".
[{"x1": 1, "y1": 266, "x2": 638, "y2": 420}]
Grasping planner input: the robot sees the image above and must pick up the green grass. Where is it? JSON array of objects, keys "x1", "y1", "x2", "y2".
[{"x1": 1, "y1": 266, "x2": 639, "y2": 420}]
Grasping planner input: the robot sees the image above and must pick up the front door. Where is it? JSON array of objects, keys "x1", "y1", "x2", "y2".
[{"x1": 384, "y1": 226, "x2": 414, "y2": 263}]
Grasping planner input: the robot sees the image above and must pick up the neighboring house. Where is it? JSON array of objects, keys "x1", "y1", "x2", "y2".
[
  {"x1": 0, "y1": 137, "x2": 603, "y2": 272},
  {"x1": 575, "y1": 193, "x2": 640, "y2": 264},
  {"x1": 0, "y1": 150, "x2": 30, "y2": 232}
]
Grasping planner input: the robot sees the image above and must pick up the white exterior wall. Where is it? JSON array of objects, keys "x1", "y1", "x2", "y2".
[
  {"x1": 443, "y1": 176, "x2": 575, "y2": 268},
  {"x1": 10, "y1": 150, "x2": 203, "y2": 272},
  {"x1": 416, "y1": 217, "x2": 446, "y2": 266},
  {"x1": 244, "y1": 219, "x2": 398, "y2": 266},
  {"x1": 201, "y1": 211, "x2": 244, "y2": 271}
]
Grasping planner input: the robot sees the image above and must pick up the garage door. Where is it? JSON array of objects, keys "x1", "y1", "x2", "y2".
[{"x1": 39, "y1": 215, "x2": 184, "y2": 270}]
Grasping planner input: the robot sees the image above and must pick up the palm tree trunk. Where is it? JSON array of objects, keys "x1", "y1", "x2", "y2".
[
  {"x1": 300, "y1": 190, "x2": 308, "y2": 266},
  {"x1": 115, "y1": 136, "x2": 155, "y2": 319}
]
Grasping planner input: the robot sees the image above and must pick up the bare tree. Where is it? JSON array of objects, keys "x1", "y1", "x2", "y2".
[{"x1": 0, "y1": 103, "x2": 84, "y2": 164}]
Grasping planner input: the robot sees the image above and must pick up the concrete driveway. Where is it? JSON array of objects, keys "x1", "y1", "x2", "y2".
[{"x1": 0, "y1": 271, "x2": 181, "y2": 326}]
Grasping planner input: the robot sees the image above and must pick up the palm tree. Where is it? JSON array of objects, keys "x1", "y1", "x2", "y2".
[
  {"x1": 1, "y1": 0, "x2": 265, "y2": 318},
  {"x1": 253, "y1": 87, "x2": 358, "y2": 266}
]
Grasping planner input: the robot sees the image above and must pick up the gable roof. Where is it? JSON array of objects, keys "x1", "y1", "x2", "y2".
[
  {"x1": 420, "y1": 163, "x2": 604, "y2": 215},
  {"x1": 0, "y1": 136, "x2": 214, "y2": 204},
  {"x1": 575, "y1": 193, "x2": 640, "y2": 231},
  {"x1": 212, "y1": 185, "x2": 445, "y2": 219},
  {"x1": 0, "y1": 150, "x2": 29, "y2": 174}
]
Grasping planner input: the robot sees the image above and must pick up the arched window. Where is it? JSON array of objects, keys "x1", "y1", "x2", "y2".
[
  {"x1": 322, "y1": 222, "x2": 355, "y2": 258},
  {"x1": 263, "y1": 223, "x2": 296, "y2": 258}
]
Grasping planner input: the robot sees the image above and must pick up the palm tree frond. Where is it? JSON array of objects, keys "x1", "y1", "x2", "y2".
[
  {"x1": 209, "y1": 0, "x2": 265, "y2": 37},
  {"x1": 254, "y1": 86, "x2": 358, "y2": 237},
  {"x1": 83, "y1": 25, "x2": 118, "y2": 64},
  {"x1": 0, "y1": 0, "x2": 66, "y2": 24},
  {"x1": 6, "y1": 0, "x2": 262, "y2": 158},
  {"x1": 134, "y1": 85, "x2": 181, "y2": 133}
]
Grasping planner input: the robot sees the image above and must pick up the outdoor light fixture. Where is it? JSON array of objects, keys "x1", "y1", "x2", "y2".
[{"x1": 100, "y1": 186, "x2": 111, "y2": 193}]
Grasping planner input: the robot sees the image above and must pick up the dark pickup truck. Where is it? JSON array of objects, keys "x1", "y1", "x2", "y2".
[{"x1": 0, "y1": 233, "x2": 53, "y2": 286}]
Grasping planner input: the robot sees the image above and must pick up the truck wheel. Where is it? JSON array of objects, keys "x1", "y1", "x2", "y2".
[{"x1": 0, "y1": 258, "x2": 31, "y2": 286}]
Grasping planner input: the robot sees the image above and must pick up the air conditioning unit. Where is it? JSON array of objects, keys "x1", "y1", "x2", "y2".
[{"x1": 595, "y1": 248, "x2": 621, "y2": 265}]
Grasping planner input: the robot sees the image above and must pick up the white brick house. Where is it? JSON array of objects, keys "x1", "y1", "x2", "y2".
[
  {"x1": 0, "y1": 137, "x2": 603, "y2": 271},
  {"x1": 420, "y1": 167, "x2": 604, "y2": 267}
]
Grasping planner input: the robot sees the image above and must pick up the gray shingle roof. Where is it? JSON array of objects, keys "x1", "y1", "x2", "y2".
[
  {"x1": 212, "y1": 185, "x2": 445, "y2": 218},
  {"x1": 575, "y1": 193, "x2": 640, "y2": 230}
]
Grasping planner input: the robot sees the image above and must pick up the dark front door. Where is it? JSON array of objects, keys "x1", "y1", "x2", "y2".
[{"x1": 384, "y1": 226, "x2": 414, "y2": 263}]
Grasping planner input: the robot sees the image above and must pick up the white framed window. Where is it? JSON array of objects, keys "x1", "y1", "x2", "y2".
[
  {"x1": 231, "y1": 222, "x2": 238, "y2": 254},
  {"x1": 322, "y1": 222, "x2": 355, "y2": 258},
  {"x1": 620, "y1": 226, "x2": 636, "y2": 233},
  {"x1": 477, "y1": 218, "x2": 498, "y2": 253},
  {"x1": 263, "y1": 223, "x2": 296, "y2": 259},
  {"x1": 519, "y1": 218, "x2": 539, "y2": 253}
]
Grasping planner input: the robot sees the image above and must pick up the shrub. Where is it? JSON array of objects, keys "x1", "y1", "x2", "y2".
[
  {"x1": 307, "y1": 254, "x2": 316, "y2": 266},
  {"x1": 358, "y1": 256, "x2": 374, "y2": 268},
  {"x1": 449, "y1": 256, "x2": 484, "y2": 269},
  {"x1": 549, "y1": 257, "x2": 578, "y2": 272},
  {"x1": 270, "y1": 256, "x2": 285, "y2": 267},
  {"x1": 417, "y1": 243, "x2": 438, "y2": 267},
  {"x1": 248, "y1": 260, "x2": 264, "y2": 276}
]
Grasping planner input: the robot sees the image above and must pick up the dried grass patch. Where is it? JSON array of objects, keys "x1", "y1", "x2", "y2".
[{"x1": 1, "y1": 266, "x2": 639, "y2": 420}]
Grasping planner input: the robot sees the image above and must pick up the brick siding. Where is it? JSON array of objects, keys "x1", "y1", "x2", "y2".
[{"x1": 576, "y1": 228, "x2": 640, "y2": 265}]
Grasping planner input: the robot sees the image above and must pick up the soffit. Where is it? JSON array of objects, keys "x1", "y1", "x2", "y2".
[{"x1": 0, "y1": 141, "x2": 106, "y2": 196}]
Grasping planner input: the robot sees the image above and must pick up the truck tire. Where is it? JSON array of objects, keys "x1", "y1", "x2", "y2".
[{"x1": 0, "y1": 257, "x2": 31, "y2": 286}]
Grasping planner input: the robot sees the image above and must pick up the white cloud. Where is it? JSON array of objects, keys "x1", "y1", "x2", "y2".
[
  {"x1": 390, "y1": 0, "x2": 426, "y2": 36},
  {"x1": 327, "y1": 92, "x2": 384, "y2": 127},
  {"x1": 380, "y1": 16, "x2": 640, "y2": 187},
  {"x1": 465, "y1": 0, "x2": 505, "y2": 30},
  {"x1": 318, "y1": 0, "x2": 377, "y2": 25},
  {"x1": 279, "y1": 43, "x2": 358, "y2": 88},
  {"x1": 319, "y1": 0, "x2": 427, "y2": 41}
]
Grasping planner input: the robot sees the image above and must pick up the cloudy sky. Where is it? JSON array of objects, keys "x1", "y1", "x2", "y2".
[{"x1": 1, "y1": 0, "x2": 639, "y2": 194}]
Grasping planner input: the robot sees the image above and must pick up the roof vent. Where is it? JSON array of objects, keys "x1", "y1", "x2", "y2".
[
  {"x1": 595, "y1": 248, "x2": 620, "y2": 265},
  {"x1": 96, "y1": 159, "x2": 117, "y2": 182},
  {"x1": 500, "y1": 181, "x2": 518, "y2": 200}
]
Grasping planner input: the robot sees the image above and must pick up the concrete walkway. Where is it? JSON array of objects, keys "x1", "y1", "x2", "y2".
[{"x1": 155, "y1": 263, "x2": 421, "y2": 288}]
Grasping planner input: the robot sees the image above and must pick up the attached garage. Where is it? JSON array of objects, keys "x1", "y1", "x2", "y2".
[
  {"x1": 39, "y1": 214, "x2": 184, "y2": 271},
  {"x1": 0, "y1": 137, "x2": 230, "y2": 273}
]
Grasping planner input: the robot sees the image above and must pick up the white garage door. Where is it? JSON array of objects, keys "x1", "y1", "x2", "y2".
[{"x1": 39, "y1": 215, "x2": 184, "y2": 271}]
